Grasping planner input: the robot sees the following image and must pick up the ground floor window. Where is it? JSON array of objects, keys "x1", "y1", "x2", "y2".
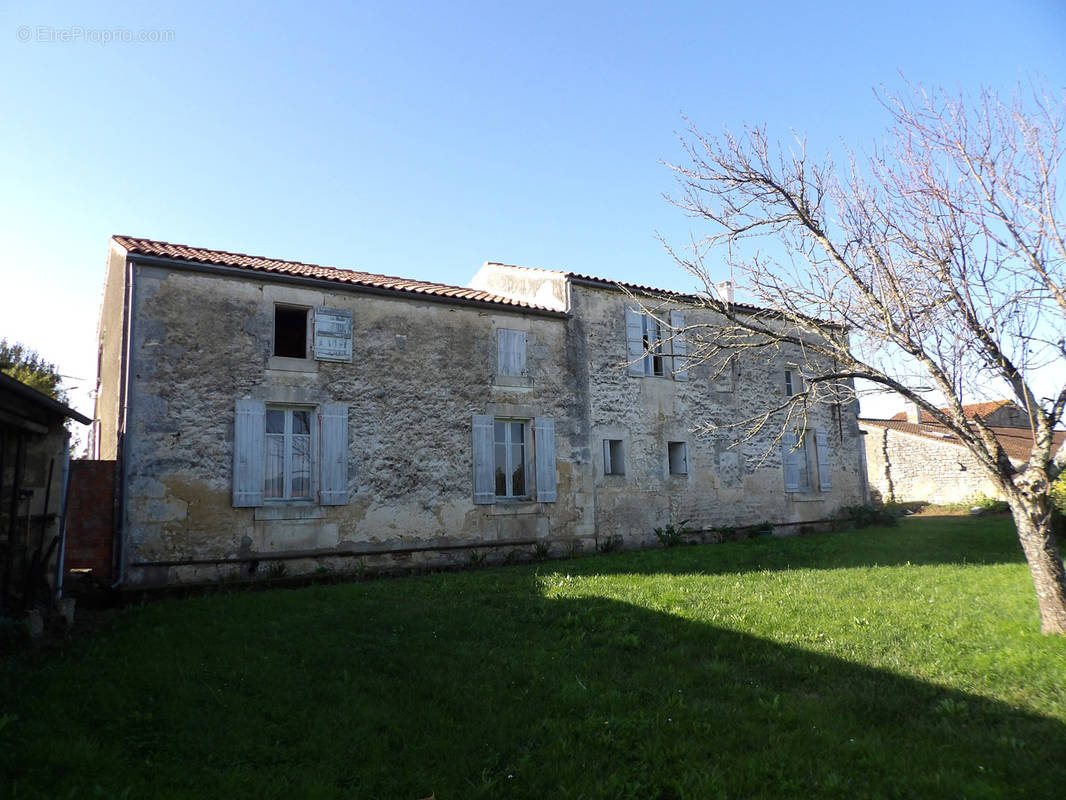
[
  {"x1": 494, "y1": 419, "x2": 530, "y2": 499},
  {"x1": 473, "y1": 415, "x2": 556, "y2": 504},
  {"x1": 265, "y1": 407, "x2": 313, "y2": 500}
]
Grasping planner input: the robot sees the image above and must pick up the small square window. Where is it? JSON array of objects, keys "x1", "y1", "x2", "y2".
[
  {"x1": 274, "y1": 306, "x2": 308, "y2": 358},
  {"x1": 785, "y1": 369, "x2": 804, "y2": 397},
  {"x1": 603, "y1": 439, "x2": 625, "y2": 475},
  {"x1": 668, "y1": 441, "x2": 689, "y2": 475}
]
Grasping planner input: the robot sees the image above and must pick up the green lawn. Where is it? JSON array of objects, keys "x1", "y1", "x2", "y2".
[{"x1": 3, "y1": 516, "x2": 1066, "y2": 799}]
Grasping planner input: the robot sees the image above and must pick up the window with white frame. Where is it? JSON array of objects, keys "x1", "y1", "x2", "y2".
[
  {"x1": 472, "y1": 415, "x2": 557, "y2": 504},
  {"x1": 784, "y1": 369, "x2": 804, "y2": 397},
  {"x1": 233, "y1": 399, "x2": 349, "y2": 507},
  {"x1": 625, "y1": 307, "x2": 688, "y2": 380},
  {"x1": 265, "y1": 407, "x2": 313, "y2": 500},
  {"x1": 781, "y1": 428, "x2": 831, "y2": 493},
  {"x1": 603, "y1": 439, "x2": 625, "y2": 475}
]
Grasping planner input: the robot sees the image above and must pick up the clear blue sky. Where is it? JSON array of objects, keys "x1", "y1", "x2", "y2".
[{"x1": 2, "y1": 0, "x2": 1064, "y2": 423}]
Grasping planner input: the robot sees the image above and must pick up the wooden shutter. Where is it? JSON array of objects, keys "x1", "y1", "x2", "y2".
[
  {"x1": 497, "y1": 329, "x2": 527, "y2": 376},
  {"x1": 781, "y1": 431, "x2": 800, "y2": 492},
  {"x1": 534, "y1": 417, "x2": 557, "y2": 502},
  {"x1": 625, "y1": 306, "x2": 645, "y2": 376},
  {"x1": 233, "y1": 399, "x2": 265, "y2": 507},
  {"x1": 319, "y1": 403, "x2": 349, "y2": 505},
  {"x1": 313, "y1": 307, "x2": 353, "y2": 362},
  {"x1": 670, "y1": 310, "x2": 688, "y2": 381},
  {"x1": 603, "y1": 439, "x2": 612, "y2": 474},
  {"x1": 472, "y1": 415, "x2": 495, "y2": 505},
  {"x1": 815, "y1": 428, "x2": 831, "y2": 492}
]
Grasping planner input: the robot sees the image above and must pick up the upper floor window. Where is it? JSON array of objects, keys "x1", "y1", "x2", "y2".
[
  {"x1": 274, "y1": 306, "x2": 309, "y2": 358},
  {"x1": 625, "y1": 307, "x2": 688, "y2": 381},
  {"x1": 497, "y1": 329, "x2": 527, "y2": 377},
  {"x1": 784, "y1": 369, "x2": 804, "y2": 397}
]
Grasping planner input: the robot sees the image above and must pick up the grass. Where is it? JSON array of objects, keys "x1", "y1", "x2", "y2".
[{"x1": 2, "y1": 516, "x2": 1065, "y2": 799}]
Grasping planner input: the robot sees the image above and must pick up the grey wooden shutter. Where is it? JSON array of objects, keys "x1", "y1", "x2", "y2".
[
  {"x1": 472, "y1": 415, "x2": 495, "y2": 505},
  {"x1": 534, "y1": 417, "x2": 557, "y2": 502},
  {"x1": 233, "y1": 399, "x2": 265, "y2": 507},
  {"x1": 313, "y1": 307, "x2": 354, "y2": 362},
  {"x1": 319, "y1": 403, "x2": 349, "y2": 505},
  {"x1": 625, "y1": 306, "x2": 645, "y2": 376},
  {"x1": 603, "y1": 439, "x2": 612, "y2": 474},
  {"x1": 670, "y1": 310, "x2": 688, "y2": 381},
  {"x1": 497, "y1": 329, "x2": 527, "y2": 376},
  {"x1": 781, "y1": 431, "x2": 800, "y2": 492},
  {"x1": 815, "y1": 428, "x2": 831, "y2": 492}
]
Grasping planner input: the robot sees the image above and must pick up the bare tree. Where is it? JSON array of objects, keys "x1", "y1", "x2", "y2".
[{"x1": 663, "y1": 83, "x2": 1066, "y2": 634}]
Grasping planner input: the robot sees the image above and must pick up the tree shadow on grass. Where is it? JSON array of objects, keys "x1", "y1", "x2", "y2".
[{"x1": 2, "y1": 569, "x2": 1063, "y2": 800}]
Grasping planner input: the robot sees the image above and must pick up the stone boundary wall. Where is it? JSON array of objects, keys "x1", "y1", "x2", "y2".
[{"x1": 860, "y1": 424, "x2": 1001, "y2": 505}]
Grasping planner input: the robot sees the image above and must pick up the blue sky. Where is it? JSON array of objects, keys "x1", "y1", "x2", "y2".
[{"x1": 2, "y1": 0, "x2": 1064, "y2": 423}]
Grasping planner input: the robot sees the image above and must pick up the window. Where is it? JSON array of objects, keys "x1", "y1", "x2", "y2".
[
  {"x1": 784, "y1": 369, "x2": 804, "y2": 397},
  {"x1": 274, "y1": 306, "x2": 309, "y2": 358},
  {"x1": 782, "y1": 429, "x2": 831, "y2": 493},
  {"x1": 625, "y1": 308, "x2": 687, "y2": 380},
  {"x1": 233, "y1": 400, "x2": 349, "y2": 507},
  {"x1": 603, "y1": 439, "x2": 625, "y2": 475},
  {"x1": 472, "y1": 415, "x2": 556, "y2": 504},
  {"x1": 494, "y1": 420, "x2": 530, "y2": 499},
  {"x1": 497, "y1": 329, "x2": 527, "y2": 377},
  {"x1": 668, "y1": 441, "x2": 689, "y2": 475},
  {"x1": 265, "y1": 408, "x2": 313, "y2": 500}
]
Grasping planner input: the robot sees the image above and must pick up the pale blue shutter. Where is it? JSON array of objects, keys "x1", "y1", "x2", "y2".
[
  {"x1": 815, "y1": 428, "x2": 831, "y2": 492},
  {"x1": 497, "y1": 329, "x2": 527, "y2": 376},
  {"x1": 670, "y1": 310, "x2": 688, "y2": 381},
  {"x1": 319, "y1": 403, "x2": 349, "y2": 505},
  {"x1": 233, "y1": 399, "x2": 265, "y2": 507},
  {"x1": 472, "y1": 415, "x2": 495, "y2": 505},
  {"x1": 313, "y1": 307, "x2": 353, "y2": 362},
  {"x1": 625, "y1": 307, "x2": 645, "y2": 376},
  {"x1": 782, "y1": 431, "x2": 800, "y2": 492},
  {"x1": 603, "y1": 439, "x2": 612, "y2": 474},
  {"x1": 534, "y1": 417, "x2": 557, "y2": 502}
]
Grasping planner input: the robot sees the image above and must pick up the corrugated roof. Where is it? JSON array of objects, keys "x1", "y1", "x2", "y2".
[
  {"x1": 860, "y1": 417, "x2": 1064, "y2": 463},
  {"x1": 114, "y1": 237, "x2": 562, "y2": 314}
]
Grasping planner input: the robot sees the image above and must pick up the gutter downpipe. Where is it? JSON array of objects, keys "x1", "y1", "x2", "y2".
[{"x1": 53, "y1": 431, "x2": 72, "y2": 599}]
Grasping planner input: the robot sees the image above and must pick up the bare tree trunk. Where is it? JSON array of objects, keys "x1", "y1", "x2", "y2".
[{"x1": 1010, "y1": 497, "x2": 1066, "y2": 635}]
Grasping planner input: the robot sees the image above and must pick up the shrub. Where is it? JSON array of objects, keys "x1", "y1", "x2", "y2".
[
  {"x1": 969, "y1": 495, "x2": 1010, "y2": 514},
  {"x1": 654, "y1": 520, "x2": 692, "y2": 547}
]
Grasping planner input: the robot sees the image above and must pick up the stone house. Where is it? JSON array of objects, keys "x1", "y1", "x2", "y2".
[
  {"x1": 93, "y1": 236, "x2": 868, "y2": 587},
  {"x1": 860, "y1": 402, "x2": 1065, "y2": 505}
]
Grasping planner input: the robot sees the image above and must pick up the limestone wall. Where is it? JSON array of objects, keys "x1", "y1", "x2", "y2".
[
  {"x1": 860, "y1": 423, "x2": 1004, "y2": 504},
  {"x1": 120, "y1": 264, "x2": 590, "y2": 585},
  {"x1": 574, "y1": 284, "x2": 867, "y2": 545}
]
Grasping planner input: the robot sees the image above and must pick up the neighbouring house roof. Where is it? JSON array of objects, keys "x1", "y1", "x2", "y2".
[
  {"x1": 889, "y1": 400, "x2": 1014, "y2": 422},
  {"x1": 860, "y1": 417, "x2": 1065, "y2": 464},
  {"x1": 112, "y1": 236, "x2": 565, "y2": 315},
  {"x1": 0, "y1": 372, "x2": 92, "y2": 430}
]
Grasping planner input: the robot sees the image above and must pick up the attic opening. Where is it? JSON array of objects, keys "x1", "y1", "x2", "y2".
[{"x1": 274, "y1": 305, "x2": 308, "y2": 358}]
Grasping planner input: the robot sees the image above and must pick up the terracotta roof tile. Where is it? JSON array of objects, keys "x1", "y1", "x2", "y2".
[
  {"x1": 114, "y1": 237, "x2": 562, "y2": 314},
  {"x1": 859, "y1": 418, "x2": 1064, "y2": 463},
  {"x1": 889, "y1": 400, "x2": 1015, "y2": 423}
]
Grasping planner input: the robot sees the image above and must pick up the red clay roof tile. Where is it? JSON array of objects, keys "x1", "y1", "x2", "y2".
[
  {"x1": 859, "y1": 417, "x2": 1064, "y2": 463},
  {"x1": 113, "y1": 236, "x2": 563, "y2": 314}
]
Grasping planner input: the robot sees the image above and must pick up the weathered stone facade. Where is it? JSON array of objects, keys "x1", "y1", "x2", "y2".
[{"x1": 95, "y1": 238, "x2": 868, "y2": 587}]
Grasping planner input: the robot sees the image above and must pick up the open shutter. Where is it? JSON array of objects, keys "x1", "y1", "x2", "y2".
[
  {"x1": 815, "y1": 428, "x2": 831, "y2": 492},
  {"x1": 534, "y1": 417, "x2": 557, "y2": 502},
  {"x1": 233, "y1": 399, "x2": 265, "y2": 507},
  {"x1": 472, "y1": 415, "x2": 495, "y2": 505},
  {"x1": 319, "y1": 403, "x2": 349, "y2": 505},
  {"x1": 603, "y1": 439, "x2": 612, "y2": 474},
  {"x1": 781, "y1": 431, "x2": 800, "y2": 492},
  {"x1": 497, "y1": 329, "x2": 527, "y2": 376},
  {"x1": 625, "y1": 307, "x2": 645, "y2": 376},
  {"x1": 313, "y1": 307, "x2": 353, "y2": 362},
  {"x1": 669, "y1": 310, "x2": 688, "y2": 381}
]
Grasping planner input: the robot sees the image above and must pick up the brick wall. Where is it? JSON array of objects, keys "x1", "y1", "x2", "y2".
[{"x1": 65, "y1": 460, "x2": 116, "y2": 579}]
